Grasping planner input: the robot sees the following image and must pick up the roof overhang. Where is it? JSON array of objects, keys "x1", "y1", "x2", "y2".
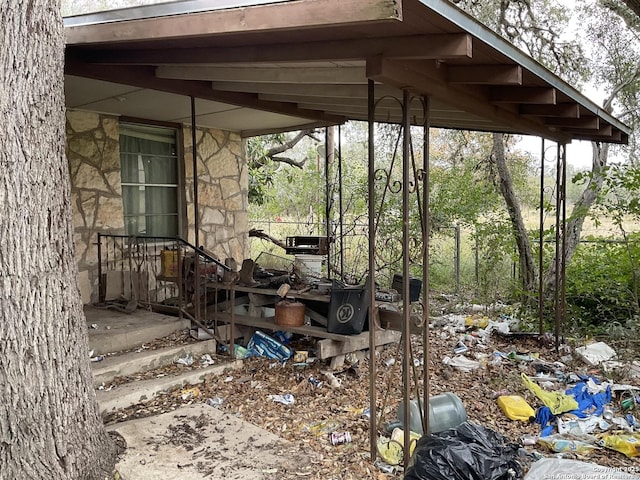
[{"x1": 64, "y1": 0, "x2": 630, "y2": 143}]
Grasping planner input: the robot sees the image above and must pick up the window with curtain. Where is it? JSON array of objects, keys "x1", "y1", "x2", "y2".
[{"x1": 120, "y1": 123, "x2": 179, "y2": 237}]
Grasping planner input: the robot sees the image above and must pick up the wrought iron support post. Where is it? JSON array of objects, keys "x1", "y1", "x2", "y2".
[
  {"x1": 401, "y1": 89, "x2": 412, "y2": 467},
  {"x1": 539, "y1": 139, "x2": 545, "y2": 334},
  {"x1": 367, "y1": 80, "x2": 378, "y2": 462},
  {"x1": 421, "y1": 96, "x2": 431, "y2": 436},
  {"x1": 191, "y1": 96, "x2": 201, "y2": 324}
]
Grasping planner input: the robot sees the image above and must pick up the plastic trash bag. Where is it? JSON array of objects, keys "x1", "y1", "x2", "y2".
[
  {"x1": 600, "y1": 433, "x2": 640, "y2": 457},
  {"x1": 247, "y1": 330, "x2": 293, "y2": 361},
  {"x1": 525, "y1": 458, "x2": 640, "y2": 480},
  {"x1": 575, "y1": 341, "x2": 617, "y2": 366},
  {"x1": 522, "y1": 373, "x2": 578, "y2": 414},
  {"x1": 404, "y1": 422, "x2": 522, "y2": 480}
]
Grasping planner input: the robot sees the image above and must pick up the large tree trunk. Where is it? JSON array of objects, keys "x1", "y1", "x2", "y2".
[
  {"x1": 543, "y1": 141, "x2": 609, "y2": 291},
  {"x1": 492, "y1": 133, "x2": 538, "y2": 295},
  {"x1": 0, "y1": 2, "x2": 116, "y2": 478}
]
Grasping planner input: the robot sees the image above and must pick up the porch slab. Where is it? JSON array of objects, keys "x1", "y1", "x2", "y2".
[
  {"x1": 85, "y1": 305, "x2": 191, "y2": 355},
  {"x1": 92, "y1": 339, "x2": 218, "y2": 386},
  {"x1": 108, "y1": 403, "x2": 313, "y2": 480},
  {"x1": 97, "y1": 360, "x2": 243, "y2": 414}
]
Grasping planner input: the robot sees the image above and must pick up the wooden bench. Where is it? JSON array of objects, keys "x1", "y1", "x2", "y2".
[{"x1": 205, "y1": 283, "x2": 401, "y2": 366}]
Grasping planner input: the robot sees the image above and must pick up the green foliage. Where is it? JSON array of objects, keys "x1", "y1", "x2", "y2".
[
  {"x1": 247, "y1": 134, "x2": 283, "y2": 205},
  {"x1": 472, "y1": 213, "x2": 520, "y2": 303},
  {"x1": 565, "y1": 235, "x2": 640, "y2": 327}
]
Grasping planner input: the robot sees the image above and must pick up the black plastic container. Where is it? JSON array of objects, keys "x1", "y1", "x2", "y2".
[
  {"x1": 327, "y1": 279, "x2": 370, "y2": 335},
  {"x1": 392, "y1": 274, "x2": 422, "y2": 303}
]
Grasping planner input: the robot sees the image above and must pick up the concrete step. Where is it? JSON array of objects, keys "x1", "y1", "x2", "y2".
[
  {"x1": 85, "y1": 305, "x2": 191, "y2": 355},
  {"x1": 96, "y1": 360, "x2": 243, "y2": 415},
  {"x1": 92, "y1": 339, "x2": 218, "y2": 386}
]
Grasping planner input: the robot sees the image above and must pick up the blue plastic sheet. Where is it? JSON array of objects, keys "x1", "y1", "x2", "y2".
[
  {"x1": 565, "y1": 380, "x2": 611, "y2": 418},
  {"x1": 533, "y1": 377, "x2": 613, "y2": 436}
]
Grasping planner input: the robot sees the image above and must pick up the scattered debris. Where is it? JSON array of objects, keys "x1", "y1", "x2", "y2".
[
  {"x1": 205, "y1": 397, "x2": 224, "y2": 407},
  {"x1": 267, "y1": 393, "x2": 295, "y2": 405},
  {"x1": 97, "y1": 302, "x2": 640, "y2": 478},
  {"x1": 575, "y1": 341, "x2": 617, "y2": 366},
  {"x1": 175, "y1": 353, "x2": 194, "y2": 366}
]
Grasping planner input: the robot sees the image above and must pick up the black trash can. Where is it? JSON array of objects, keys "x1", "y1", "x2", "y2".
[
  {"x1": 327, "y1": 278, "x2": 370, "y2": 335},
  {"x1": 392, "y1": 274, "x2": 422, "y2": 303}
]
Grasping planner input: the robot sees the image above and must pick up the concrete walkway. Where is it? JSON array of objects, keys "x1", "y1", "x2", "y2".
[{"x1": 109, "y1": 404, "x2": 314, "y2": 480}]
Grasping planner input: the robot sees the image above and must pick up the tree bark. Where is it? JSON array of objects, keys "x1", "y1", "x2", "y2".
[
  {"x1": 492, "y1": 133, "x2": 538, "y2": 295},
  {"x1": 543, "y1": 141, "x2": 609, "y2": 291},
  {"x1": 0, "y1": 2, "x2": 116, "y2": 478}
]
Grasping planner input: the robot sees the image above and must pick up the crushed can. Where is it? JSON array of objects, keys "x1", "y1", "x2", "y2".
[
  {"x1": 308, "y1": 376, "x2": 323, "y2": 388},
  {"x1": 329, "y1": 431, "x2": 352, "y2": 446}
]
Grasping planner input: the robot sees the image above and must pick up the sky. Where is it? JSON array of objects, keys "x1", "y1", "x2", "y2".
[
  {"x1": 515, "y1": 0, "x2": 606, "y2": 170},
  {"x1": 518, "y1": 135, "x2": 594, "y2": 170}
]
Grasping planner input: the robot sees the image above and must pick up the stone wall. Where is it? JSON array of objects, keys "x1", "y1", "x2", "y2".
[
  {"x1": 183, "y1": 126, "x2": 249, "y2": 263},
  {"x1": 66, "y1": 111, "x2": 123, "y2": 303},
  {"x1": 66, "y1": 110, "x2": 249, "y2": 303}
]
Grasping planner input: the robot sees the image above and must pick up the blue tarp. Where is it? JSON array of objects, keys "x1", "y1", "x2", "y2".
[{"x1": 533, "y1": 377, "x2": 612, "y2": 436}]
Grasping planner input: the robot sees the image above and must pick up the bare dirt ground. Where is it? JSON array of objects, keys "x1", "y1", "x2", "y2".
[{"x1": 102, "y1": 303, "x2": 640, "y2": 479}]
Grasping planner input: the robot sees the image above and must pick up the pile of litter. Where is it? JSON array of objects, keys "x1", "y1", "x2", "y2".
[{"x1": 100, "y1": 306, "x2": 640, "y2": 479}]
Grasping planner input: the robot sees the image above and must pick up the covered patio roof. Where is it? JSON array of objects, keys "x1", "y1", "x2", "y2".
[{"x1": 64, "y1": 0, "x2": 629, "y2": 143}]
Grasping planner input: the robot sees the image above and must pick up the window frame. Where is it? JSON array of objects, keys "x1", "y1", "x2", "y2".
[{"x1": 119, "y1": 119, "x2": 186, "y2": 239}]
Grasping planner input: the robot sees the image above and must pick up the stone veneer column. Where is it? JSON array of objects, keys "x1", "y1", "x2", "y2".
[
  {"x1": 183, "y1": 126, "x2": 249, "y2": 263},
  {"x1": 66, "y1": 110, "x2": 123, "y2": 303}
]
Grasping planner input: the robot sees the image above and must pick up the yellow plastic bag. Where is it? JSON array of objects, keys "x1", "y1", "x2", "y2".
[
  {"x1": 497, "y1": 395, "x2": 535, "y2": 421},
  {"x1": 377, "y1": 437, "x2": 403, "y2": 465},
  {"x1": 465, "y1": 315, "x2": 489, "y2": 328},
  {"x1": 377, "y1": 428, "x2": 421, "y2": 466},
  {"x1": 601, "y1": 433, "x2": 640, "y2": 458},
  {"x1": 521, "y1": 373, "x2": 578, "y2": 414}
]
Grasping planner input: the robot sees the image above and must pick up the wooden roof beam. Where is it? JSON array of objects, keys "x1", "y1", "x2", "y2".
[
  {"x1": 65, "y1": 0, "x2": 401, "y2": 45},
  {"x1": 570, "y1": 129, "x2": 622, "y2": 143},
  {"x1": 546, "y1": 117, "x2": 600, "y2": 129},
  {"x1": 446, "y1": 65, "x2": 522, "y2": 85},
  {"x1": 564, "y1": 125, "x2": 612, "y2": 137},
  {"x1": 79, "y1": 33, "x2": 472, "y2": 65},
  {"x1": 157, "y1": 65, "x2": 365, "y2": 84},
  {"x1": 489, "y1": 86, "x2": 556, "y2": 104},
  {"x1": 520, "y1": 103, "x2": 580, "y2": 118},
  {"x1": 366, "y1": 56, "x2": 570, "y2": 142},
  {"x1": 212, "y1": 82, "x2": 401, "y2": 97}
]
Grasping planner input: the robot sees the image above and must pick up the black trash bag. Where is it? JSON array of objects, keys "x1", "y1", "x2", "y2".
[{"x1": 404, "y1": 422, "x2": 523, "y2": 480}]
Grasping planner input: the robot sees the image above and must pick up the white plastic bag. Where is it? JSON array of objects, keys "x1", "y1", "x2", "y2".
[
  {"x1": 525, "y1": 458, "x2": 640, "y2": 480},
  {"x1": 575, "y1": 341, "x2": 616, "y2": 366}
]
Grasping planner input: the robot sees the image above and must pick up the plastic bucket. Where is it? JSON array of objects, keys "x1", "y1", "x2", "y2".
[
  {"x1": 397, "y1": 392, "x2": 467, "y2": 434},
  {"x1": 294, "y1": 254, "x2": 324, "y2": 276}
]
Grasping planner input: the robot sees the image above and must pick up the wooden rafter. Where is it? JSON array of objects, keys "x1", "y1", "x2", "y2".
[
  {"x1": 157, "y1": 66, "x2": 366, "y2": 84},
  {"x1": 545, "y1": 117, "x2": 600, "y2": 129},
  {"x1": 366, "y1": 56, "x2": 570, "y2": 142},
  {"x1": 446, "y1": 65, "x2": 522, "y2": 85},
  {"x1": 81, "y1": 33, "x2": 473, "y2": 65},
  {"x1": 489, "y1": 86, "x2": 556, "y2": 104},
  {"x1": 520, "y1": 104, "x2": 580, "y2": 118},
  {"x1": 64, "y1": 55, "x2": 345, "y2": 125}
]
